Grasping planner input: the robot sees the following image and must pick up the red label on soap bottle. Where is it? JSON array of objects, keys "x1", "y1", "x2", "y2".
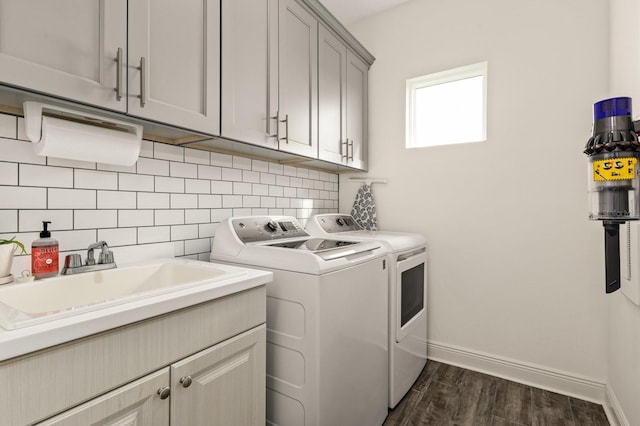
[{"x1": 32, "y1": 246, "x2": 59, "y2": 275}]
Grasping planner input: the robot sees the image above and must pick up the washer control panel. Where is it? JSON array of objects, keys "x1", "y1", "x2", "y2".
[
  {"x1": 232, "y1": 216, "x2": 309, "y2": 243},
  {"x1": 315, "y1": 214, "x2": 362, "y2": 233}
]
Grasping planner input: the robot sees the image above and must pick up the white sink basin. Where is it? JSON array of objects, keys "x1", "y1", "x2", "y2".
[{"x1": 0, "y1": 259, "x2": 248, "y2": 330}]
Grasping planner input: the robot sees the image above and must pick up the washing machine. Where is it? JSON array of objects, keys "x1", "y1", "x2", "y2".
[
  {"x1": 210, "y1": 216, "x2": 389, "y2": 426},
  {"x1": 306, "y1": 213, "x2": 428, "y2": 409}
]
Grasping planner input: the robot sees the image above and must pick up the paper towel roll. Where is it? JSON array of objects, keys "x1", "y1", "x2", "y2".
[{"x1": 34, "y1": 116, "x2": 141, "y2": 166}]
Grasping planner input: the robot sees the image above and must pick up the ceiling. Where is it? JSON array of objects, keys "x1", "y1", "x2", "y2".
[{"x1": 320, "y1": 0, "x2": 411, "y2": 26}]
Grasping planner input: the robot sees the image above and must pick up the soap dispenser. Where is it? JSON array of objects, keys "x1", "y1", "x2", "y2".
[{"x1": 32, "y1": 221, "x2": 59, "y2": 279}]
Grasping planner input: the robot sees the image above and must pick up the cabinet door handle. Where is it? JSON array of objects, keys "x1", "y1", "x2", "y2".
[
  {"x1": 349, "y1": 139, "x2": 354, "y2": 161},
  {"x1": 113, "y1": 47, "x2": 123, "y2": 101},
  {"x1": 137, "y1": 57, "x2": 146, "y2": 108},
  {"x1": 280, "y1": 114, "x2": 289, "y2": 143},
  {"x1": 180, "y1": 375, "x2": 193, "y2": 388},
  {"x1": 269, "y1": 111, "x2": 280, "y2": 139},
  {"x1": 341, "y1": 139, "x2": 349, "y2": 160},
  {"x1": 157, "y1": 387, "x2": 171, "y2": 400}
]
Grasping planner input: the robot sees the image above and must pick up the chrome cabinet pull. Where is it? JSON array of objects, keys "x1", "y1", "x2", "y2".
[
  {"x1": 137, "y1": 57, "x2": 146, "y2": 108},
  {"x1": 113, "y1": 47, "x2": 123, "y2": 101},
  {"x1": 270, "y1": 111, "x2": 280, "y2": 139},
  {"x1": 348, "y1": 139, "x2": 354, "y2": 161},
  {"x1": 341, "y1": 139, "x2": 349, "y2": 160},
  {"x1": 280, "y1": 114, "x2": 289, "y2": 143}
]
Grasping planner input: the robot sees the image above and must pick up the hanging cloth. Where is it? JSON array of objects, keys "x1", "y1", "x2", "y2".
[{"x1": 351, "y1": 183, "x2": 378, "y2": 230}]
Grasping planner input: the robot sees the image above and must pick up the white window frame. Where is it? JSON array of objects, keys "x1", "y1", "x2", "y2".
[{"x1": 406, "y1": 61, "x2": 488, "y2": 148}]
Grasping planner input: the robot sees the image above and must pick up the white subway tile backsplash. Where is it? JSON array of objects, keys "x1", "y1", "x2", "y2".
[
  {"x1": 283, "y1": 165, "x2": 297, "y2": 177},
  {"x1": 138, "y1": 226, "x2": 170, "y2": 244},
  {"x1": 260, "y1": 173, "x2": 276, "y2": 185},
  {"x1": 269, "y1": 186, "x2": 284, "y2": 197},
  {"x1": 75, "y1": 170, "x2": 118, "y2": 190},
  {"x1": 211, "y1": 208, "x2": 232, "y2": 222},
  {"x1": 252, "y1": 184, "x2": 269, "y2": 196},
  {"x1": 155, "y1": 176, "x2": 184, "y2": 193},
  {"x1": 0, "y1": 114, "x2": 16, "y2": 139},
  {"x1": 171, "y1": 224, "x2": 198, "y2": 241},
  {"x1": 211, "y1": 153, "x2": 233, "y2": 168},
  {"x1": 199, "y1": 194, "x2": 222, "y2": 208},
  {"x1": 268, "y1": 208, "x2": 283, "y2": 216},
  {"x1": 198, "y1": 165, "x2": 222, "y2": 180},
  {"x1": 98, "y1": 227, "x2": 137, "y2": 247},
  {"x1": 57, "y1": 229, "x2": 99, "y2": 251},
  {"x1": 140, "y1": 140, "x2": 154, "y2": 158},
  {"x1": 20, "y1": 164, "x2": 73, "y2": 188},
  {"x1": 184, "y1": 238, "x2": 210, "y2": 255},
  {"x1": 222, "y1": 195, "x2": 242, "y2": 208},
  {"x1": 75, "y1": 210, "x2": 118, "y2": 229},
  {"x1": 170, "y1": 194, "x2": 198, "y2": 209},
  {"x1": 221, "y1": 168, "x2": 242, "y2": 182},
  {"x1": 155, "y1": 210, "x2": 185, "y2": 226},
  {"x1": 48, "y1": 188, "x2": 96, "y2": 209},
  {"x1": 47, "y1": 157, "x2": 96, "y2": 169},
  {"x1": 185, "y1": 209, "x2": 210, "y2": 224},
  {"x1": 1, "y1": 131, "x2": 339, "y2": 264},
  {"x1": 99, "y1": 190, "x2": 137, "y2": 209},
  {"x1": 185, "y1": 148, "x2": 210, "y2": 165},
  {"x1": 211, "y1": 181, "x2": 233, "y2": 194},
  {"x1": 252, "y1": 160, "x2": 270, "y2": 173},
  {"x1": 138, "y1": 192, "x2": 170, "y2": 209},
  {"x1": 137, "y1": 157, "x2": 169, "y2": 176},
  {"x1": 233, "y1": 182, "x2": 252, "y2": 195},
  {"x1": 16, "y1": 117, "x2": 27, "y2": 141},
  {"x1": 119, "y1": 173, "x2": 154, "y2": 192},
  {"x1": 154, "y1": 144, "x2": 183, "y2": 162},
  {"x1": 0, "y1": 162, "x2": 18, "y2": 185},
  {"x1": 119, "y1": 210, "x2": 154, "y2": 227},
  {"x1": 199, "y1": 223, "x2": 217, "y2": 238},
  {"x1": 243, "y1": 196, "x2": 260, "y2": 208},
  {"x1": 276, "y1": 175, "x2": 290, "y2": 187},
  {"x1": 0, "y1": 210, "x2": 17, "y2": 233},
  {"x1": 0, "y1": 138, "x2": 45, "y2": 165},
  {"x1": 185, "y1": 179, "x2": 210, "y2": 194},
  {"x1": 242, "y1": 170, "x2": 260, "y2": 183},
  {"x1": 170, "y1": 162, "x2": 198, "y2": 178}
]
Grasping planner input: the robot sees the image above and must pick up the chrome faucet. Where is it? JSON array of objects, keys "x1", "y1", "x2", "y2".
[{"x1": 61, "y1": 241, "x2": 117, "y2": 275}]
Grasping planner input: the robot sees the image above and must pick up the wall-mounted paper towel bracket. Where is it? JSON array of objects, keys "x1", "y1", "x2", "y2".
[
  {"x1": 23, "y1": 102, "x2": 143, "y2": 166},
  {"x1": 348, "y1": 177, "x2": 388, "y2": 186}
]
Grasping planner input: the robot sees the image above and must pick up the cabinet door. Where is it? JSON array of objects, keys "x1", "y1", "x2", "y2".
[
  {"x1": 221, "y1": 0, "x2": 278, "y2": 149},
  {"x1": 346, "y1": 51, "x2": 369, "y2": 170},
  {"x1": 318, "y1": 24, "x2": 347, "y2": 164},
  {"x1": 37, "y1": 369, "x2": 170, "y2": 426},
  {"x1": 277, "y1": 0, "x2": 318, "y2": 157},
  {"x1": 0, "y1": 0, "x2": 127, "y2": 112},
  {"x1": 170, "y1": 325, "x2": 266, "y2": 426},
  {"x1": 128, "y1": 0, "x2": 220, "y2": 135}
]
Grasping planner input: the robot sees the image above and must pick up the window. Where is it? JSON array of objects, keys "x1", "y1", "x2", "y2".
[{"x1": 406, "y1": 62, "x2": 487, "y2": 148}]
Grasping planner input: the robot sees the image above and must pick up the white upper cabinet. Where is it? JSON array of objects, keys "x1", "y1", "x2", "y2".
[
  {"x1": 128, "y1": 0, "x2": 220, "y2": 135},
  {"x1": 277, "y1": 0, "x2": 318, "y2": 158},
  {"x1": 221, "y1": 0, "x2": 278, "y2": 149},
  {"x1": 0, "y1": 0, "x2": 127, "y2": 112}
]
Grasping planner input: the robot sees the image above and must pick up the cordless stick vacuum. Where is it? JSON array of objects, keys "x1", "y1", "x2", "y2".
[{"x1": 585, "y1": 97, "x2": 640, "y2": 293}]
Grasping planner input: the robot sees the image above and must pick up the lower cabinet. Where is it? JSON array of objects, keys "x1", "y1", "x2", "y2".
[{"x1": 38, "y1": 325, "x2": 266, "y2": 426}]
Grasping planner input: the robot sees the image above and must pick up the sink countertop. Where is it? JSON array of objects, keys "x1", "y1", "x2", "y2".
[{"x1": 0, "y1": 258, "x2": 272, "y2": 362}]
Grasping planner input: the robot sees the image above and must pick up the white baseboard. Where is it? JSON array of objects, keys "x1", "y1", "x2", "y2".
[
  {"x1": 605, "y1": 384, "x2": 628, "y2": 426},
  {"x1": 427, "y1": 340, "x2": 606, "y2": 404}
]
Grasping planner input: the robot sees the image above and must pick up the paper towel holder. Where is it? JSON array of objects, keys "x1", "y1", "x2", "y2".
[{"x1": 23, "y1": 101, "x2": 143, "y2": 166}]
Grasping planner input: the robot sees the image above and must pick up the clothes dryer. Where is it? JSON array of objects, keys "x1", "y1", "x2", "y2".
[{"x1": 306, "y1": 213, "x2": 428, "y2": 409}]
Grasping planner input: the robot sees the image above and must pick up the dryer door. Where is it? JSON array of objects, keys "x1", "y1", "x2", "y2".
[{"x1": 395, "y1": 249, "x2": 427, "y2": 343}]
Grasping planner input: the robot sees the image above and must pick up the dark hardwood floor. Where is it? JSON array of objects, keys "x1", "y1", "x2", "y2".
[{"x1": 384, "y1": 361, "x2": 609, "y2": 426}]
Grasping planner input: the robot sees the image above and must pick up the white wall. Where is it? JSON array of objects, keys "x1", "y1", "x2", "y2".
[
  {"x1": 608, "y1": 0, "x2": 640, "y2": 423},
  {"x1": 342, "y1": 0, "x2": 610, "y2": 389}
]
